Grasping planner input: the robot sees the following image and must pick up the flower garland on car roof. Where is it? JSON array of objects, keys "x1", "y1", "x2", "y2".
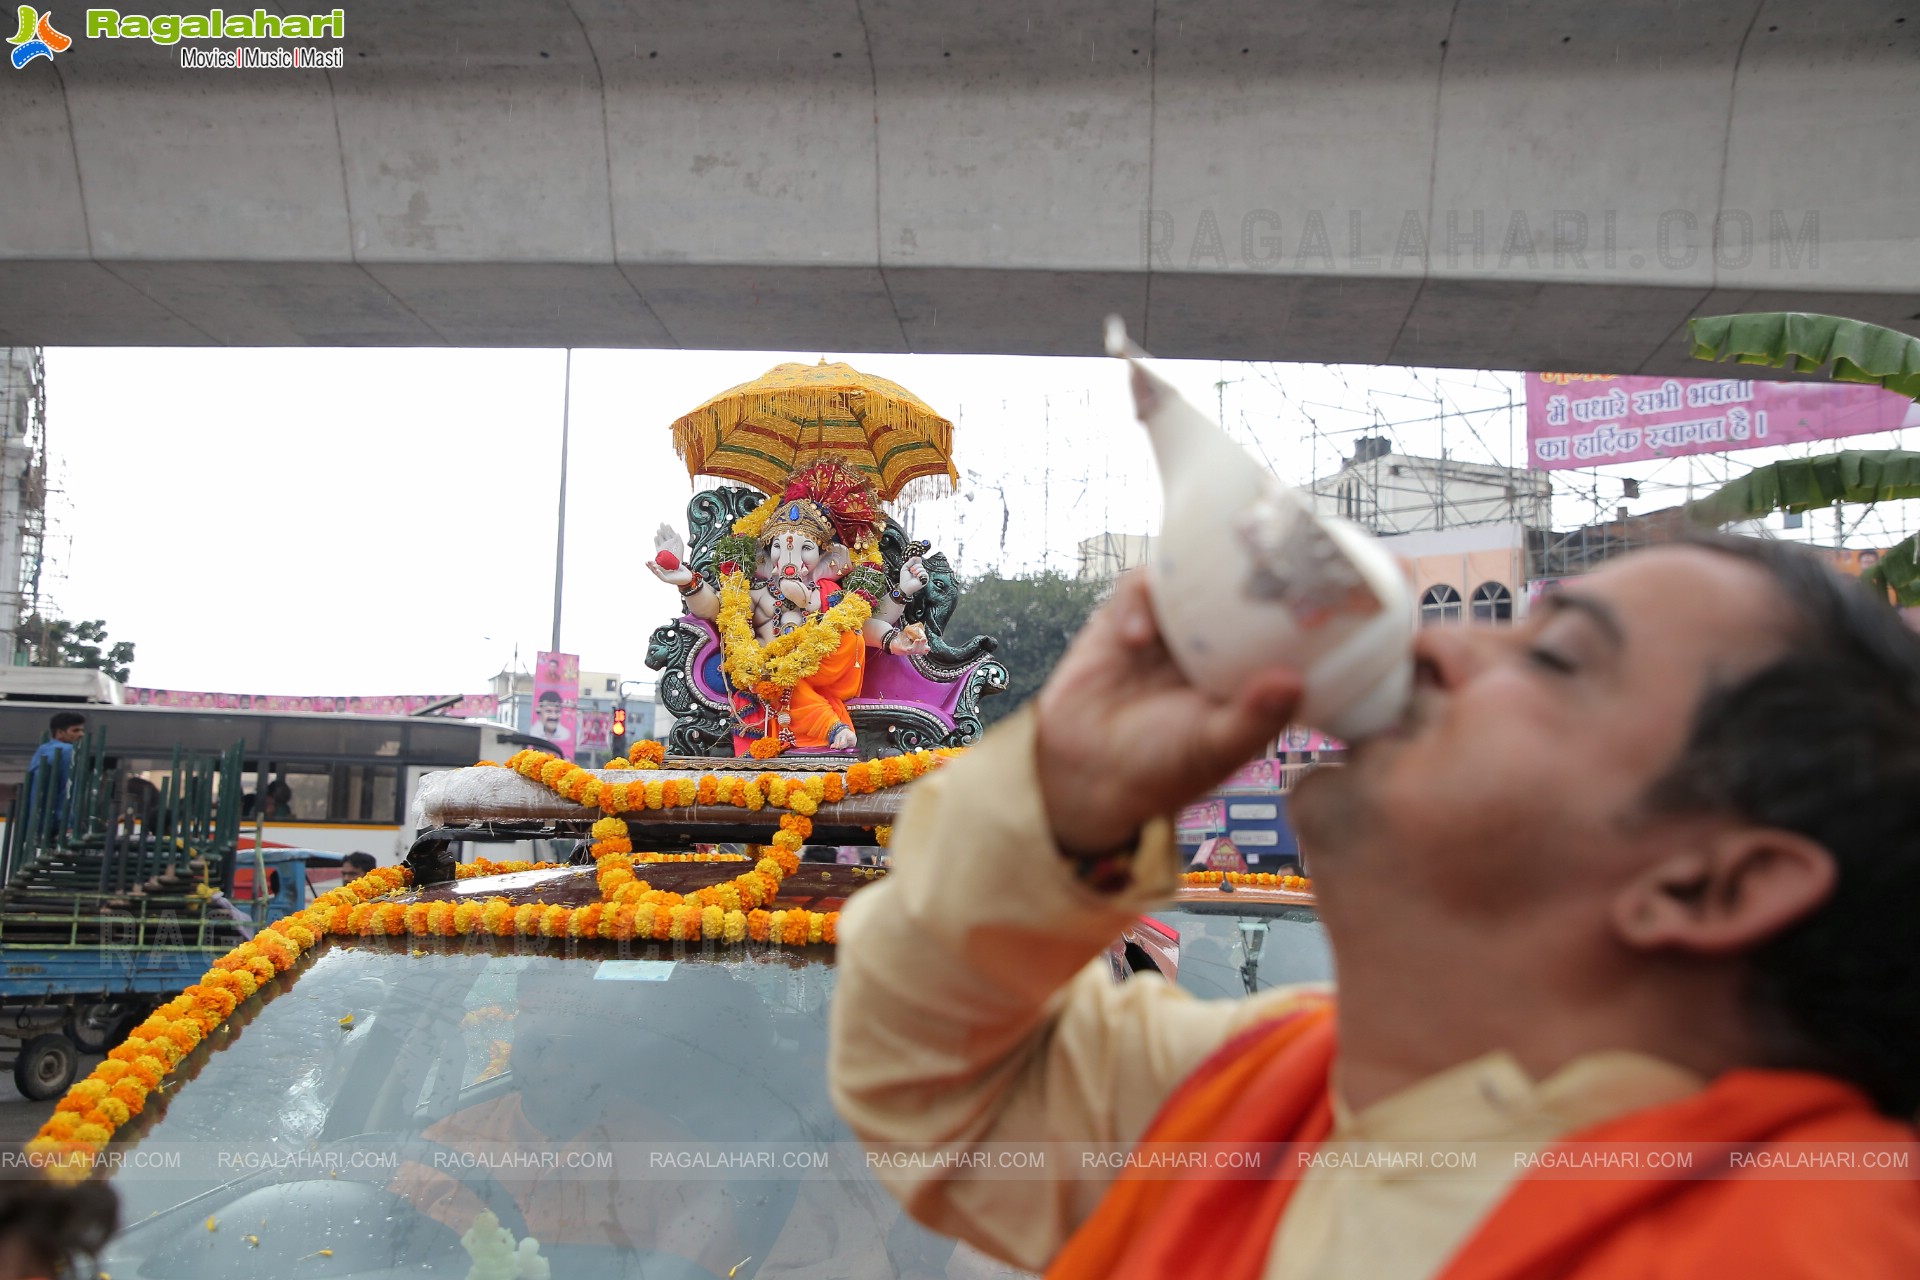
[
  {"x1": 28, "y1": 743, "x2": 951, "y2": 1172},
  {"x1": 25, "y1": 843, "x2": 847, "y2": 1173},
  {"x1": 496, "y1": 741, "x2": 957, "y2": 857},
  {"x1": 1181, "y1": 870, "x2": 1313, "y2": 892}
]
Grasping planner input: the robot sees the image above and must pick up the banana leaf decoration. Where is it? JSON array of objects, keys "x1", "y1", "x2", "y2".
[
  {"x1": 1685, "y1": 313, "x2": 1920, "y2": 605},
  {"x1": 1682, "y1": 449, "x2": 1920, "y2": 602},
  {"x1": 1689, "y1": 313, "x2": 1920, "y2": 401}
]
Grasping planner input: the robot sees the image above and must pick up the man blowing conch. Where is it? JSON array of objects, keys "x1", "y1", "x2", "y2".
[{"x1": 829, "y1": 538, "x2": 1920, "y2": 1278}]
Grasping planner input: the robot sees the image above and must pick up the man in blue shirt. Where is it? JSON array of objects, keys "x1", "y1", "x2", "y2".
[{"x1": 24, "y1": 711, "x2": 86, "y2": 832}]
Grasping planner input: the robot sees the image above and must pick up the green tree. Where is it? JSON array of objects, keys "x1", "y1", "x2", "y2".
[
  {"x1": 19, "y1": 615, "x2": 136, "y2": 682},
  {"x1": 946, "y1": 570, "x2": 1108, "y2": 727}
]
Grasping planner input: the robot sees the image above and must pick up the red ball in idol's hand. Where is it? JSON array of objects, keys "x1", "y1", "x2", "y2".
[{"x1": 655, "y1": 549, "x2": 681, "y2": 571}]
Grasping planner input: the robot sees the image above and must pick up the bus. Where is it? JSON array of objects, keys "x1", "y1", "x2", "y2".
[{"x1": 0, "y1": 677, "x2": 562, "y2": 865}]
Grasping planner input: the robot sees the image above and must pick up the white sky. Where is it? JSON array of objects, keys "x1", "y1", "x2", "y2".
[{"x1": 40, "y1": 346, "x2": 1919, "y2": 696}]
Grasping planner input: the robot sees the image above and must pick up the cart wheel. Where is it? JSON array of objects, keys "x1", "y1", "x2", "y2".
[
  {"x1": 68, "y1": 1002, "x2": 118, "y2": 1052},
  {"x1": 14, "y1": 1033, "x2": 78, "y2": 1101}
]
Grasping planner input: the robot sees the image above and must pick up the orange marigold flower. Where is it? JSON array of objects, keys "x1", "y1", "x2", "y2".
[
  {"x1": 40, "y1": 1112, "x2": 80, "y2": 1141},
  {"x1": 109, "y1": 1078, "x2": 146, "y2": 1114},
  {"x1": 512, "y1": 905, "x2": 543, "y2": 936},
  {"x1": 539, "y1": 905, "x2": 571, "y2": 937},
  {"x1": 822, "y1": 773, "x2": 845, "y2": 803},
  {"x1": 628, "y1": 739, "x2": 666, "y2": 767},
  {"x1": 748, "y1": 736, "x2": 783, "y2": 760},
  {"x1": 697, "y1": 776, "x2": 719, "y2": 805},
  {"x1": 668, "y1": 904, "x2": 697, "y2": 941},
  {"x1": 651, "y1": 910, "x2": 672, "y2": 941},
  {"x1": 783, "y1": 913, "x2": 810, "y2": 946},
  {"x1": 747, "y1": 909, "x2": 773, "y2": 943},
  {"x1": 822, "y1": 914, "x2": 838, "y2": 945},
  {"x1": 91, "y1": 1059, "x2": 131, "y2": 1086},
  {"x1": 403, "y1": 904, "x2": 432, "y2": 935}
]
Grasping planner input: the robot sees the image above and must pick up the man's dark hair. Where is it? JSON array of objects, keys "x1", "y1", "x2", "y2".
[
  {"x1": 0, "y1": 1176, "x2": 118, "y2": 1278},
  {"x1": 343, "y1": 851, "x2": 377, "y2": 875},
  {"x1": 1647, "y1": 534, "x2": 1920, "y2": 1115},
  {"x1": 537, "y1": 690, "x2": 562, "y2": 705},
  {"x1": 48, "y1": 711, "x2": 84, "y2": 733}
]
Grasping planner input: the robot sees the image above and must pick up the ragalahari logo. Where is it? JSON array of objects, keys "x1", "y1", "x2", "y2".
[{"x1": 8, "y1": 6, "x2": 71, "y2": 67}]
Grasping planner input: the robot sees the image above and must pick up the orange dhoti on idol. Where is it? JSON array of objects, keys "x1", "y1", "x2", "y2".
[{"x1": 732, "y1": 629, "x2": 867, "y2": 756}]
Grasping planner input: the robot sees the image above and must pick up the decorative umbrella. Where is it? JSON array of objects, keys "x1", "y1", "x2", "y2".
[{"x1": 669, "y1": 359, "x2": 958, "y2": 502}]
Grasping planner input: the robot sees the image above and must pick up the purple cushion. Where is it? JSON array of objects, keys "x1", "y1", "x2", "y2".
[{"x1": 683, "y1": 616, "x2": 969, "y2": 727}]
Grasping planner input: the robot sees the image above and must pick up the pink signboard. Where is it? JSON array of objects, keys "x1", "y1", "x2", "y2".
[
  {"x1": 1525, "y1": 373, "x2": 1917, "y2": 471},
  {"x1": 532, "y1": 652, "x2": 580, "y2": 757},
  {"x1": 127, "y1": 689, "x2": 498, "y2": 717},
  {"x1": 1177, "y1": 799, "x2": 1226, "y2": 839}
]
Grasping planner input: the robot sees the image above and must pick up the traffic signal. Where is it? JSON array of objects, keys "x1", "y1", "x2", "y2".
[{"x1": 611, "y1": 707, "x2": 628, "y2": 738}]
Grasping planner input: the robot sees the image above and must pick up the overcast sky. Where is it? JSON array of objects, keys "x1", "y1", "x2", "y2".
[{"x1": 39, "y1": 346, "x2": 1916, "y2": 697}]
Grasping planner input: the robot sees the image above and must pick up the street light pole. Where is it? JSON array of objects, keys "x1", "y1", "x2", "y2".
[{"x1": 551, "y1": 349, "x2": 572, "y2": 654}]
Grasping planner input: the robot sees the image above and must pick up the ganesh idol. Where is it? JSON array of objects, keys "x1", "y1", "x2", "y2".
[{"x1": 646, "y1": 462, "x2": 932, "y2": 757}]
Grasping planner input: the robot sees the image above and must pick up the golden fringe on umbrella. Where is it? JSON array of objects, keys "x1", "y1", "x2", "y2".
[{"x1": 669, "y1": 361, "x2": 960, "y2": 502}]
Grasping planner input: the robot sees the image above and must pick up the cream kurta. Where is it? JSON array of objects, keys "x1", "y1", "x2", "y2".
[{"x1": 829, "y1": 709, "x2": 1704, "y2": 1278}]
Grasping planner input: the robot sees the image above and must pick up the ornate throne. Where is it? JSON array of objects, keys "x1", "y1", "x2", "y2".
[{"x1": 645, "y1": 487, "x2": 1009, "y2": 757}]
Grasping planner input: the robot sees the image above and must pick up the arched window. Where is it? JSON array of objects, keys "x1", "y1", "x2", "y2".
[
  {"x1": 1418, "y1": 584, "x2": 1463, "y2": 627},
  {"x1": 1470, "y1": 581, "x2": 1513, "y2": 623}
]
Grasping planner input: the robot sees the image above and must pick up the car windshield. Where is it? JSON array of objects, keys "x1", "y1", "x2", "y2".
[
  {"x1": 101, "y1": 906, "x2": 1331, "y2": 1279},
  {"x1": 104, "y1": 939, "x2": 1027, "y2": 1280},
  {"x1": 1155, "y1": 904, "x2": 1332, "y2": 999}
]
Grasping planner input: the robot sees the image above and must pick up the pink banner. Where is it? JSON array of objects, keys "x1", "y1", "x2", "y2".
[
  {"x1": 127, "y1": 689, "x2": 498, "y2": 717},
  {"x1": 1526, "y1": 373, "x2": 1917, "y2": 471},
  {"x1": 533, "y1": 652, "x2": 580, "y2": 757}
]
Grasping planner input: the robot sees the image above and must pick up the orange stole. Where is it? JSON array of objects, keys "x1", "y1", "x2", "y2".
[
  {"x1": 1046, "y1": 1000, "x2": 1338, "y2": 1280},
  {"x1": 786, "y1": 629, "x2": 865, "y2": 749},
  {"x1": 1049, "y1": 1002, "x2": 1920, "y2": 1280}
]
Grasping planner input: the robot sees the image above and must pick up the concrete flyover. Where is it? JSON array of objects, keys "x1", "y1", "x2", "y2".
[{"x1": 1, "y1": 0, "x2": 1915, "y2": 373}]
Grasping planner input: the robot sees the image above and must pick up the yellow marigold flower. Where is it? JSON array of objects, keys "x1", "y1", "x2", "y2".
[
  {"x1": 68, "y1": 1079, "x2": 110, "y2": 1105},
  {"x1": 90, "y1": 1096, "x2": 131, "y2": 1128}
]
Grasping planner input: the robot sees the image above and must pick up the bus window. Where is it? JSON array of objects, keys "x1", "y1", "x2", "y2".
[
  {"x1": 267, "y1": 718, "x2": 403, "y2": 760},
  {"x1": 332, "y1": 765, "x2": 399, "y2": 824},
  {"x1": 268, "y1": 765, "x2": 331, "y2": 821},
  {"x1": 406, "y1": 722, "x2": 476, "y2": 765}
]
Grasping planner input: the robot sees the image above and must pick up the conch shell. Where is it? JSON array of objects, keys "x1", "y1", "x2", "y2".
[{"x1": 1106, "y1": 318, "x2": 1413, "y2": 740}]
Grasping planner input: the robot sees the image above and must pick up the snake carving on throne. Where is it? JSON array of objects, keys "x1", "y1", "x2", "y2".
[{"x1": 647, "y1": 462, "x2": 936, "y2": 758}]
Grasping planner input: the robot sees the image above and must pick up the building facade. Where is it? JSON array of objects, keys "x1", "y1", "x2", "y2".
[{"x1": 1309, "y1": 437, "x2": 1551, "y2": 537}]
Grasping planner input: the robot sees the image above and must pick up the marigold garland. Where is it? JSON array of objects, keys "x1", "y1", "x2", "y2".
[
  {"x1": 1181, "y1": 870, "x2": 1313, "y2": 893},
  {"x1": 28, "y1": 838, "x2": 855, "y2": 1173},
  {"x1": 716, "y1": 570, "x2": 874, "y2": 693},
  {"x1": 502, "y1": 743, "x2": 954, "y2": 853}
]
